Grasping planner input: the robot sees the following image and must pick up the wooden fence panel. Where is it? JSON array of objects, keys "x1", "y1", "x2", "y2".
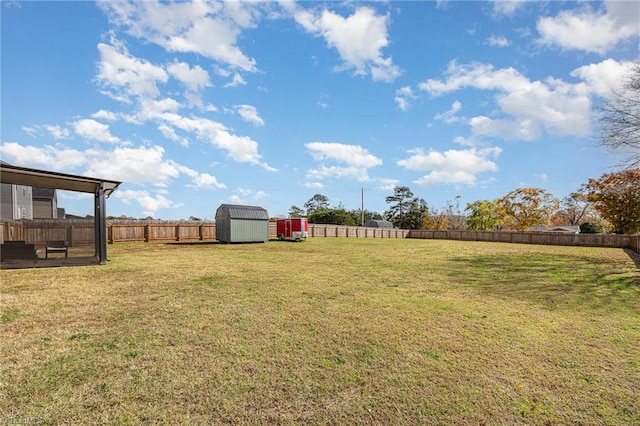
[
  {"x1": 148, "y1": 223, "x2": 178, "y2": 241},
  {"x1": 406, "y1": 230, "x2": 639, "y2": 253},
  {"x1": 108, "y1": 224, "x2": 146, "y2": 243},
  {"x1": 1, "y1": 221, "x2": 26, "y2": 243}
]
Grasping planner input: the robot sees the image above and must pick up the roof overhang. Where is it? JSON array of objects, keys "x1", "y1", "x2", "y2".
[{"x1": 0, "y1": 163, "x2": 121, "y2": 197}]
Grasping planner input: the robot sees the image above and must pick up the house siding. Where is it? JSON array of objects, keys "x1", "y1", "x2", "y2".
[{"x1": 0, "y1": 183, "x2": 33, "y2": 220}]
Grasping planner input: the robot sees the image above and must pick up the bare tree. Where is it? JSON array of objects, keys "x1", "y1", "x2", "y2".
[{"x1": 598, "y1": 63, "x2": 640, "y2": 168}]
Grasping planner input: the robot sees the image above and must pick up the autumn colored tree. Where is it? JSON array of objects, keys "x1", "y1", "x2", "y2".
[
  {"x1": 422, "y1": 206, "x2": 449, "y2": 230},
  {"x1": 465, "y1": 200, "x2": 500, "y2": 231},
  {"x1": 495, "y1": 188, "x2": 560, "y2": 231},
  {"x1": 584, "y1": 168, "x2": 640, "y2": 234},
  {"x1": 551, "y1": 191, "x2": 594, "y2": 226}
]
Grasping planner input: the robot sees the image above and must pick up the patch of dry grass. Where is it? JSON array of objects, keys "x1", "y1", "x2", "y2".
[{"x1": 1, "y1": 238, "x2": 639, "y2": 425}]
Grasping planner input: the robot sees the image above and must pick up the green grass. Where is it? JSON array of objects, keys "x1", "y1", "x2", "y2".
[{"x1": 1, "y1": 238, "x2": 639, "y2": 425}]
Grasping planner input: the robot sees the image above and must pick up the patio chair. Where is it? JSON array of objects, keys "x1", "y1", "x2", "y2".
[{"x1": 46, "y1": 240, "x2": 68, "y2": 259}]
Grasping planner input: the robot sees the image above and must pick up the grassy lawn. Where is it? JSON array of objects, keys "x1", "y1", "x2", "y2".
[{"x1": 1, "y1": 238, "x2": 639, "y2": 425}]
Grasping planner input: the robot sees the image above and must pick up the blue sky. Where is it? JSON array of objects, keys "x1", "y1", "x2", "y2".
[{"x1": 1, "y1": 1, "x2": 638, "y2": 220}]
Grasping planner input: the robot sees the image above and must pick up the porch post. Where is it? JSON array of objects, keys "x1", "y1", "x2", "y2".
[{"x1": 94, "y1": 186, "x2": 108, "y2": 265}]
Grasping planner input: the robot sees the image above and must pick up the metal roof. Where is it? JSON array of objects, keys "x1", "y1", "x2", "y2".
[
  {"x1": 0, "y1": 163, "x2": 121, "y2": 197},
  {"x1": 218, "y1": 204, "x2": 269, "y2": 220},
  {"x1": 364, "y1": 219, "x2": 393, "y2": 228}
]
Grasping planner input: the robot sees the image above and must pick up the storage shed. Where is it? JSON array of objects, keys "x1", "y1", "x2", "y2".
[
  {"x1": 364, "y1": 219, "x2": 393, "y2": 228},
  {"x1": 215, "y1": 204, "x2": 269, "y2": 243}
]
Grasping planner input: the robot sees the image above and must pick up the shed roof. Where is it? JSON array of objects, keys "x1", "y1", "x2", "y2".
[
  {"x1": 364, "y1": 219, "x2": 393, "y2": 228},
  {"x1": 218, "y1": 204, "x2": 269, "y2": 220}
]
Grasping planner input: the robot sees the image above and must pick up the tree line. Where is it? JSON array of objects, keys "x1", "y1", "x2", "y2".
[{"x1": 288, "y1": 168, "x2": 640, "y2": 234}]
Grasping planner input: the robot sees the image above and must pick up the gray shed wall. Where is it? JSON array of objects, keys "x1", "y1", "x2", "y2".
[{"x1": 215, "y1": 204, "x2": 269, "y2": 243}]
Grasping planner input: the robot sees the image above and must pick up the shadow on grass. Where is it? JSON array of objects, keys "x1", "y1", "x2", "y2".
[
  {"x1": 624, "y1": 248, "x2": 640, "y2": 269},
  {"x1": 449, "y1": 252, "x2": 639, "y2": 312}
]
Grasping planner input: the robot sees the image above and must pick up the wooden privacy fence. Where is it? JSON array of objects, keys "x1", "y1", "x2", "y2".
[
  {"x1": 106, "y1": 222, "x2": 408, "y2": 242},
  {"x1": 1, "y1": 219, "x2": 94, "y2": 247},
  {"x1": 407, "y1": 229, "x2": 640, "y2": 254},
  {"x1": 107, "y1": 222, "x2": 216, "y2": 243},
  {"x1": 0, "y1": 220, "x2": 408, "y2": 245},
  {"x1": 1, "y1": 220, "x2": 638, "y2": 253}
]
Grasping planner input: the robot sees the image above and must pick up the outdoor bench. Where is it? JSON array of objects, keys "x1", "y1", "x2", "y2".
[
  {"x1": 1, "y1": 242, "x2": 39, "y2": 261},
  {"x1": 46, "y1": 240, "x2": 68, "y2": 258}
]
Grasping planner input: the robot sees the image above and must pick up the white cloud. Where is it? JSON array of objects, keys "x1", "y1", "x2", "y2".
[
  {"x1": 73, "y1": 119, "x2": 122, "y2": 144},
  {"x1": 129, "y1": 103, "x2": 274, "y2": 170},
  {"x1": 536, "y1": 1, "x2": 639, "y2": 54},
  {"x1": 0, "y1": 141, "x2": 236, "y2": 202},
  {"x1": 135, "y1": 97, "x2": 183, "y2": 122},
  {"x1": 192, "y1": 173, "x2": 226, "y2": 190},
  {"x1": 166, "y1": 60, "x2": 210, "y2": 92},
  {"x1": 22, "y1": 126, "x2": 38, "y2": 138},
  {"x1": 306, "y1": 165, "x2": 371, "y2": 182},
  {"x1": 99, "y1": 1, "x2": 258, "y2": 71},
  {"x1": 397, "y1": 147, "x2": 501, "y2": 187},
  {"x1": 235, "y1": 104, "x2": 265, "y2": 126},
  {"x1": 114, "y1": 189, "x2": 180, "y2": 217},
  {"x1": 419, "y1": 61, "x2": 592, "y2": 140},
  {"x1": 92, "y1": 110, "x2": 118, "y2": 121},
  {"x1": 394, "y1": 86, "x2": 417, "y2": 111},
  {"x1": 469, "y1": 116, "x2": 541, "y2": 141},
  {"x1": 227, "y1": 187, "x2": 267, "y2": 205},
  {"x1": 46, "y1": 125, "x2": 70, "y2": 140},
  {"x1": 434, "y1": 101, "x2": 463, "y2": 124},
  {"x1": 83, "y1": 145, "x2": 185, "y2": 186},
  {"x1": 303, "y1": 181, "x2": 325, "y2": 189},
  {"x1": 317, "y1": 94, "x2": 330, "y2": 109},
  {"x1": 224, "y1": 73, "x2": 247, "y2": 88},
  {"x1": 376, "y1": 178, "x2": 399, "y2": 191},
  {"x1": 294, "y1": 6, "x2": 401, "y2": 82},
  {"x1": 96, "y1": 39, "x2": 169, "y2": 100},
  {"x1": 491, "y1": 0, "x2": 529, "y2": 18},
  {"x1": 419, "y1": 61, "x2": 527, "y2": 96},
  {"x1": 534, "y1": 173, "x2": 548, "y2": 183},
  {"x1": 157, "y1": 123, "x2": 189, "y2": 147},
  {"x1": 90, "y1": 6, "x2": 273, "y2": 173},
  {"x1": 571, "y1": 58, "x2": 637, "y2": 97},
  {"x1": 306, "y1": 142, "x2": 382, "y2": 168},
  {"x1": 20, "y1": 125, "x2": 70, "y2": 140},
  {"x1": 0, "y1": 142, "x2": 86, "y2": 170},
  {"x1": 486, "y1": 35, "x2": 510, "y2": 47},
  {"x1": 305, "y1": 142, "x2": 382, "y2": 183}
]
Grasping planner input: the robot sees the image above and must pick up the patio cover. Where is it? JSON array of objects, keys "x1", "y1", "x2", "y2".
[{"x1": 0, "y1": 163, "x2": 121, "y2": 265}]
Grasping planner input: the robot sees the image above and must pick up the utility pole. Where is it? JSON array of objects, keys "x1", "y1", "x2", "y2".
[{"x1": 361, "y1": 187, "x2": 364, "y2": 226}]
